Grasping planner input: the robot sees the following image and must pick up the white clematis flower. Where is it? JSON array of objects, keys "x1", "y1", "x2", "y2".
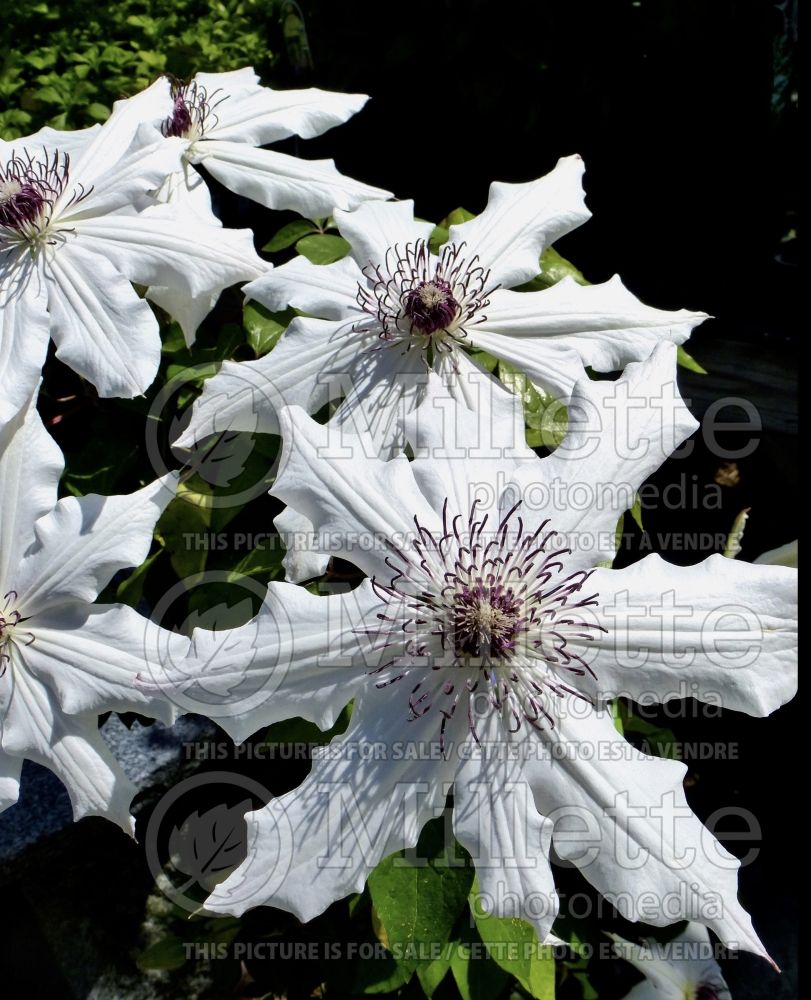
[
  {"x1": 0, "y1": 82, "x2": 266, "y2": 417},
  {"x1": 121, "y1": 67, "x2": 392, "y2": 222},
  {"x1": 177, "y1": 155, "x2": 708, "y2": 458},
  {"x1": 100, "y1": 68, "x2": 390, "y2": 343},
  {"x1": 608, "y1": 922, "x2": 731, "y2": 999},
  {"x1": 0, "y1": 393, "x2": 188, "y2": 834},
  {"x1": 169, "y1": 343, "x2": 795, "y2": 960}
]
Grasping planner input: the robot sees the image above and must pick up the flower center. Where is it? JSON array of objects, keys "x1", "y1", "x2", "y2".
[
  {"x1": 367, "y1": 499, "x2": 606, "y2": 743},
  {"x1": 357, "y1": 240, "x2": 497, "y2": 351},
  {"x1": 0, "y1": 590, "x2": 32, "y2": 675},
  {"x1": 403, "y1": 279, "x2": 459, "y2": 335},
  {"x1": 0, "y1": 150, "x2": 88, "y2": 249},
  {"x1": 161, "y1": 80, "x2": 227, "y2": 141},
  {"x1": 452, "y1": 582, "x2": 523, "y2": 658},
  {"x1": 0, "y1": 168, "x2": 46, "y2": 231}
]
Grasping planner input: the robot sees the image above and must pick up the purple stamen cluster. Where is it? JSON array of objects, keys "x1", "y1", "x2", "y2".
[
  {"x1": 403, "y1": 278, "x2": 459, "y2": 335},
  {"x1": 356, "y1": 239, "x2": 497, "y2": 352},
  {"x1": 0, "y1": 150, "x2": 74, "y2": 236},
  {"x1": 365, "y1": 498, "x2": 606, "y2": 745},
  {"x1": 452, "y1": 580, "x2": 523, "y2": 658},
  {"x1": 161, "y1": 80, "x2": 226, "y2": 139}
]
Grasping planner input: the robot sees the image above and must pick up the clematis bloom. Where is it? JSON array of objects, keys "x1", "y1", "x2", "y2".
[
  {"x1": 0, "y1": 81, "x2": 265, "y2": 416},
  {"x1": 161, "y1": 343, "x2": 796, "y2": 960},
  {"x1": 609, "y1": 922, "x2": 731, "y2": 999},
  {"x1": 0, "y1": 394, "x2": 188, "y2": 833},
  {"x1": 178, "y1": 155, "x2": 708, "y2": 457}
]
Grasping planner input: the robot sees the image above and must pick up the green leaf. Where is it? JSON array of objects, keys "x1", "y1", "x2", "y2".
[
  {"x1": 448, "y1": 926, "x2": 512, "y2": 1000},
  {"x1": 369, "y1": 818, "x2": 473, "y2": 975},
  {"x1": 156, "y1": 486, "x2": 212, "y2": 579},
  {"x1": 469, "y1": 349, "x2": 499, "y2": 373},
  {"x1": 429, "y1": 224, "x2": 449, "y2": 255},
  {"x1": 243, "y1": 301, "x2": 294, "y2": 357},
  {"x1": 629, "y1": 492, "x2": 644, "y2": 530},
  {"x1": 261, "y1": 704, "x2": 352, "y2": 750},
  {"x1": 263, "y1": 218, "x2": 320, "y2": 252},
  {"x1": 498, "y1": 360, "x2": 568, "y2": 449},
  {"x1": 614, "y1": 702, "x2": 678, "y2": 757},
  {"x1": 676, "y1": 344, "x2": 708, "y2": 374},
  {"x1": 470, "y1": 887, "x2": 556, "y2": 999},
  {"x1": 514, "y1": 246, "x2": 589, "y2": 293},
  {"x1": 610, "y1": 698, "x2": 625, "y2": 735},
  {"x1": 116, "y1": 544, "x2": 164, "y2": 608},
  {"x1": 137, "y1": 935, "x2": 187, "y2": 971},
  {"x1": 353, "y1": 951, "x2": 411, "y2": 994},
  {"x1": 62, "y1": 435, "x2": 138, "y2": 497},
  {"x1": 295, "y1": 233, "x2": 350, "y2": 264},
  {"x1": 416, "y1": 954, "x2": 452, "y2": 996},
  {"x1": 226, "y1": 544, "x2": 284, "y2": 585},
  {"x1": 160, "y1": 321, "x2": 187, "y2": 354},
  {"x1": 85, "y1": 101, "x2": 109, "y2": 121},
  {"x1": 439, "y1": 206, "x2": 476, "y2": 227}
]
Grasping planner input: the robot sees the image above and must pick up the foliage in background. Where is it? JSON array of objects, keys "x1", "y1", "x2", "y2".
[{"x1": 0, "y1": 0, "x2": 286, "y2": 138}]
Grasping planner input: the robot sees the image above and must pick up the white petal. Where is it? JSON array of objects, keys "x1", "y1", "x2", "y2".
[
  {"x1": 0, "y1": 751, "x2": 21, "y2": 814},
  {"x1": 509, "y1": 342, "x2": 698, "y2": 572},
  {"x1": 405, "y1": 356, "x2": 532, "y2": 523},
  {"x1": 0, "y1": 253, "x2": 51, "y2": 421},
  {"x1": 1, "y1": 123, "x2": 100, "y2": 158},
  {"x1": 520, "y1": 703, "x2": 772, "y2": 961},
  {"x1": 67, "y1": 78, "x2": 173, "y2": 189},
  {"x1": 467, "y1": 276, "x2": 708, "y2": 400},
  {"x1": 206, "y1": 84, "x2": 369, "y2": 144},
  {"x1": 152, "y1": 580, "x2": 383, "y2": 743},
  {"x1": 0, "y1": 389, "x2": 62, "y2": 592},
  {"x1": 578, "y1": 554, "x2": 797, "y2": 716},
  {"x1": 22, "y1": 602, "x2": 185, "y2": 725},
  {"x1": 245, "y1": 253, "x2": 361, "y2": 319},
  {"x1": 146, "y1": 282, "x2": 221, "y2": 348},
  {"x1": 334, "y1": 199, "x2": 435, "y2": 272},
  {"x1": 15, "y1": 472, "x2": 178, "y2": 614},
  {"x1": 44, "y1": 242, "x2": 162, "y2": 398},
  {"x1": 448, "y1": 155, "x2": 590, "y2": 288},
  {"x1": 72, "y1": 209, "x2": 265, "y2": 300},
  {"x1": 454, "y1": 713, "x2": 558, "y2": 941},
  {"x1": 608, "y1": 933, "x2": 687, "y2": 998},
  {"x1": 175, "y1": 315, "x2": 358, "y2": 447},
  {"x1": 193, "y1": 68, "x2": 260, "y2": 94},
  {"x1": 205, "y1": 676, "x2": 464, "y2": 919},
  {"x1": 151, "y1": 159, "x2": 220, "y2": 225},
  {"x1": 63, "y1": 125, "x2": 183, "y2": 220},
  {"x1": 191, "y1": 140, "x2": 391, "y2": 216},
  {"x1": 609, "y1": 922, "x2": 731, "y2": 999},
  {"x1": 272, "y1": 405, "x2": 440, "y2": 580},
  {"x1": 0, "y1": 667, "x2": 137, "y2": 833},
  {"x1": 327, "y1": 340, "x2": 427, "y2": 459},
  {"x1": 274, "y1": 506, "x2": 330, "y2": 583}
]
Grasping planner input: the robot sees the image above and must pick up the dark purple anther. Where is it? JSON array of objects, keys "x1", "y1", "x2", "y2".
[
  {"x1": 160, "y1": 79, "x2": 226, "y2": 140},
  {"x1": 0, "y1": 181, "x2": 45, "y2": 230},
  {"x1": 403, "y1": 279, "x2": 459, "y2": 335},
  {"x1": 163, "y1": 93, "x2": 194, "y2": 138},
  {"x1": 452, "y1": 581, "x2": 524, "y2": 658}
]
